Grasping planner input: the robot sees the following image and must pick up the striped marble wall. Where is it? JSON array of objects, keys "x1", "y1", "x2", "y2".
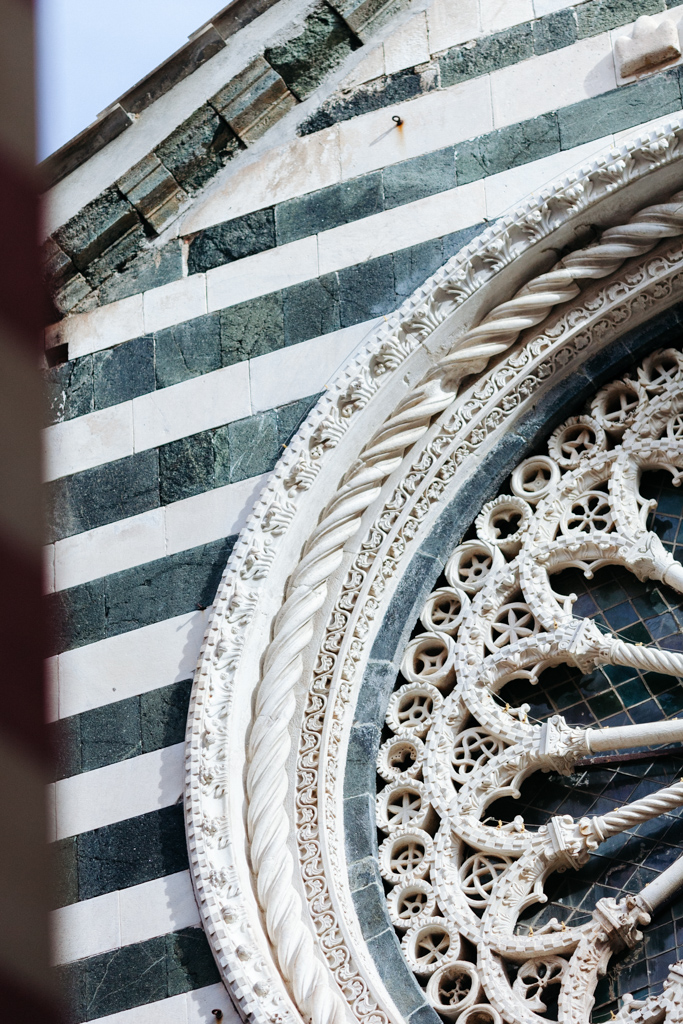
[{"x1": 43, "y1": 0, "x2": 683, "y2": 1019}]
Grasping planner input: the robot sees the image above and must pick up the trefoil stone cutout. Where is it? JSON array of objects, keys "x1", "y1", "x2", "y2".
[{"x1": 377, "y1": 349, "x2": 683, "y2": 1022}]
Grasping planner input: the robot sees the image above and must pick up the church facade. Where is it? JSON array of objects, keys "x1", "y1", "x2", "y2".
[{"x1": 42, "y1": 2, "x2": 683, "y2": 1022}]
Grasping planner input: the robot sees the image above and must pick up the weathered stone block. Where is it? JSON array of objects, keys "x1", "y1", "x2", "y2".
[
  {"x1": 82, "y1": 221, "x2": 148, "y2": 288},
  {"x1": 42, "y1": 237, "x2": 92, "y2": 315},
  {"x1": 44, "y1": 355, "x2": 94, "y2": 425},
  {"x1": 159, "y1": 431, "x2": 215, "y2": 505},
  {"x1": 456, "y1": 112, "x2": 560, "y2": 185},
  {"x1": 77, "y1": 805, "x2": 187, "y2": 901},
  {"x1": 53, "y1": 272, "x2": 92, "y2": 315},
  {"x1": 352, "y1": 882, "x2": 389, "y2": 939},
  {"x1": 40, "y1": 104, "x2": 133, "y2": 190},
  {"x1": 155, "y1": 104, "x2": 243, "y2": 194},
  {"x1": 276, "y1": 172, "x2": 383, "y2": 244},
  {"x1": 50, "y1": 714, "x2": 82, "y2": 782},
  {"x1": 283, "y1": 274, "x2": 341, "y2": 345},
  {"x1": 83, "y1": 936, "x2": 167, "y2": 1018},
  {"x1": 439, "y1": 23, "x2": 534, "y2": 87},
  {"x1": 220, "y1": 290, "x2": 284, "y2": 363},
  {"x1": 533, "y1": 8, "x2": 578, "y2": 55},
  {"x1": 347, "y1": 856, "x2": 382, "y2": 893},
  {"x1": 55, "y1": 960, "x2": 84, "y2": 1024},
  {"x1": 47, "y1": 578, "x2": 106, "y2": 654},
  {"x1": 330, "y1": 0, "x2": 410, "y2": 40},
  {"x1": 117, "y1": 154, "x2": 188, "y2": 233},
  {"x1": 228, "y1": 412, "x2": 280, "y2": 482},
  {"x1": 558, "y1": 71, "x2": 680, "y2": 149},
  {"x1": 53, "y1": 185, "x2": 140, "y2": 272},
  {"x1": 102, "y1": 537, "x2": 233, "y2": 639},
  {"x1": 376, "y1": 550, "x2": 442, "y2": 660},
  {"x1": 298, "y1": 68, "x2": 423, "y2": 134},
  {"x1": 344, "y1": 793, "x2": 376, "y2": 863},
  {"x1": 51, "y1": 837, "x2": 78, "y2": 908},
  {"x1": 383, "y1": 148, "x2": 455, "y2": 209},
  {"x1": 266, "y1": 2, "x2": 361, "y2": 101},
  {"x1": 98, "y1": 241, "x2": 184, "y2": 306},
  {"x1": 394, "y1": 239, "x2": 444, "y2": 300},
  {"x1": 338, "y1": 254, "x2": 395, "y2": 326},
  {"x1": 81, "y1": 700, "x2": 142, "y2": 772},
  {"x1": 355, "y1": 659, "x2": 399, "y2": 726},
  {"x1": 211, "y1": 56, "x2": 298, "y2": 143},
  {"x1": 155, "y1": 312, "x2": 222, "y2": 389},
  {"x1": 140, "y1": 679, "x2": 192, "y2": 753},
  {"x1": 577, "y1": 0, "x2": 664, "y2": 39},
  {"x1": 212, "y1": 425, "x2": 231, "y2": 488},
  {"x1": 365, "y1": 930, "x2": 427, "y2": 1015},
  {"x1": 46, "y1": 450, "x2": 160, "y2": 543},
  {"x1": 441, "y1": 221, "x2": 487, "y2": 261},
  {"x1": 344, "y1": 723, "x2": 380, "y2": 798},
  {"x1": 276, "y1": 393, "x2": 320, "y2": 446},
  {"x1": 166, "y1": 928, "x2": 220, "y2": 995},
  {"x1": 188, "y1": 208, "x2": 276, "y2": 273},
  {"x1": 92, "y1": 335, "x2": 155, "y2": 411}
]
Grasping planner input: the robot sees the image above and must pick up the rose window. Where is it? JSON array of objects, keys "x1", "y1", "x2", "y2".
[{"x1": 376, "y1": 349, "x2": 683, "y2": 1022}]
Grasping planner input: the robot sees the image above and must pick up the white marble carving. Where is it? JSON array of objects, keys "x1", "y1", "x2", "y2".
[{"x1": 615, "y1": 15, "x2": 681, "y2": 80}]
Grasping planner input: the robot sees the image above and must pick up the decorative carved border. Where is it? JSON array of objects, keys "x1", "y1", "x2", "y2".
[
  {"x1": 310, "y1": 242, "x2": 683, "y2": 1023},
  {"x1": 184, "y1": 122, "x2": 683, "y2": 1024}
]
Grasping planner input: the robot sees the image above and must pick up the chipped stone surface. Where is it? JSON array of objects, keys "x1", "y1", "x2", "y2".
[
  {"x1": 211, "y1": 56, "x2": 298, "y2": 143},
  {"x1": 615, "y1": 14, "x2": 681, "y2": 79},
  {"x1": 266, "y1": 2, "x2": 361, "y2": 100}
]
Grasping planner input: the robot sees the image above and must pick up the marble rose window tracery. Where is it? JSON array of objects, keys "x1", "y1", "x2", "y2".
[{"x1": 376, "y1": 348, "x2": 683, "y2": 1023}]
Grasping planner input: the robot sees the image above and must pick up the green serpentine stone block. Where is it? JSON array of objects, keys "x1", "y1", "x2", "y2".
[{"x1": 266, "y1": 2, "x2": 361, "y2": 101}]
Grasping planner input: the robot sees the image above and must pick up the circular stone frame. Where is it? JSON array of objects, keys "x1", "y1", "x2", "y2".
[{"x1": 184, "y1": 123, "x2": 683, "y2": 1024}]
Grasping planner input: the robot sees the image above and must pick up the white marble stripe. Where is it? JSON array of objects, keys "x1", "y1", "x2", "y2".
[
  {"x1": 46, "y1": 55, "x2": 637, "y2": 368},
  {"x1": 46, "y1": 475, "x2": 267, "y2": 594},
  {"x1": 84, "y1": 983, "x2": 239, "y2": 1024},
  {"x1": 50, "y1": 742, "x2": 184, "y2": 840},
  {"x1": 182, "y1": 14, "x2": 616, "y2": 235},
  {"x1": 44, "y1": 319, "x2": 374, "y2": 482},
  {"x1": 51, "y1": 871, "x2": 200, "y2": 966},
  {"x1": 47, "y1": 609, "x2": 208, "y2": 722},
  {"x1": 43, "y1": 120, "x2": 642, "y2": 486}
]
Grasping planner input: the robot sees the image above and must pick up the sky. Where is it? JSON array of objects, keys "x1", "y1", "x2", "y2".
[{"x1": 37, "y1": 0, "x2": 225, "y2": 160}]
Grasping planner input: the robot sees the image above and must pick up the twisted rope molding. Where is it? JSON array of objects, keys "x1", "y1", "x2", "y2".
[
  {"x1": 594, "y1": 781, "x2": 683, "y2": 840},
  {"x1": 244, "y1": 190, "x2": 683, "y2": 1024},
  {"x1": 185, "y1": 123, "x2": 683, "y2": 1024}
]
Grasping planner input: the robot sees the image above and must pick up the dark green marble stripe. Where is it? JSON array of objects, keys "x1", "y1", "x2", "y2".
[
  {"x1": 53, "y1": 804, "x2": 187, "y2": 908},
  {"x1": 46, "y1": 392, "x2": 322, "y2": 543},
  {"x1": 46, "y1": 227, "x2": 481, "y2": 427},
  {"x1": 48, "y1": 60, "x2": 683, "y2": 421},
  {"x1": 46, "y1": 536, "x2": 235, "y2": 656},
  {"x1": 56, "y1": 928, "x2": 219, "y2": 1022},
  {"x1": 50, "y1": 680, "x2": 192, "y2": 782}
]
